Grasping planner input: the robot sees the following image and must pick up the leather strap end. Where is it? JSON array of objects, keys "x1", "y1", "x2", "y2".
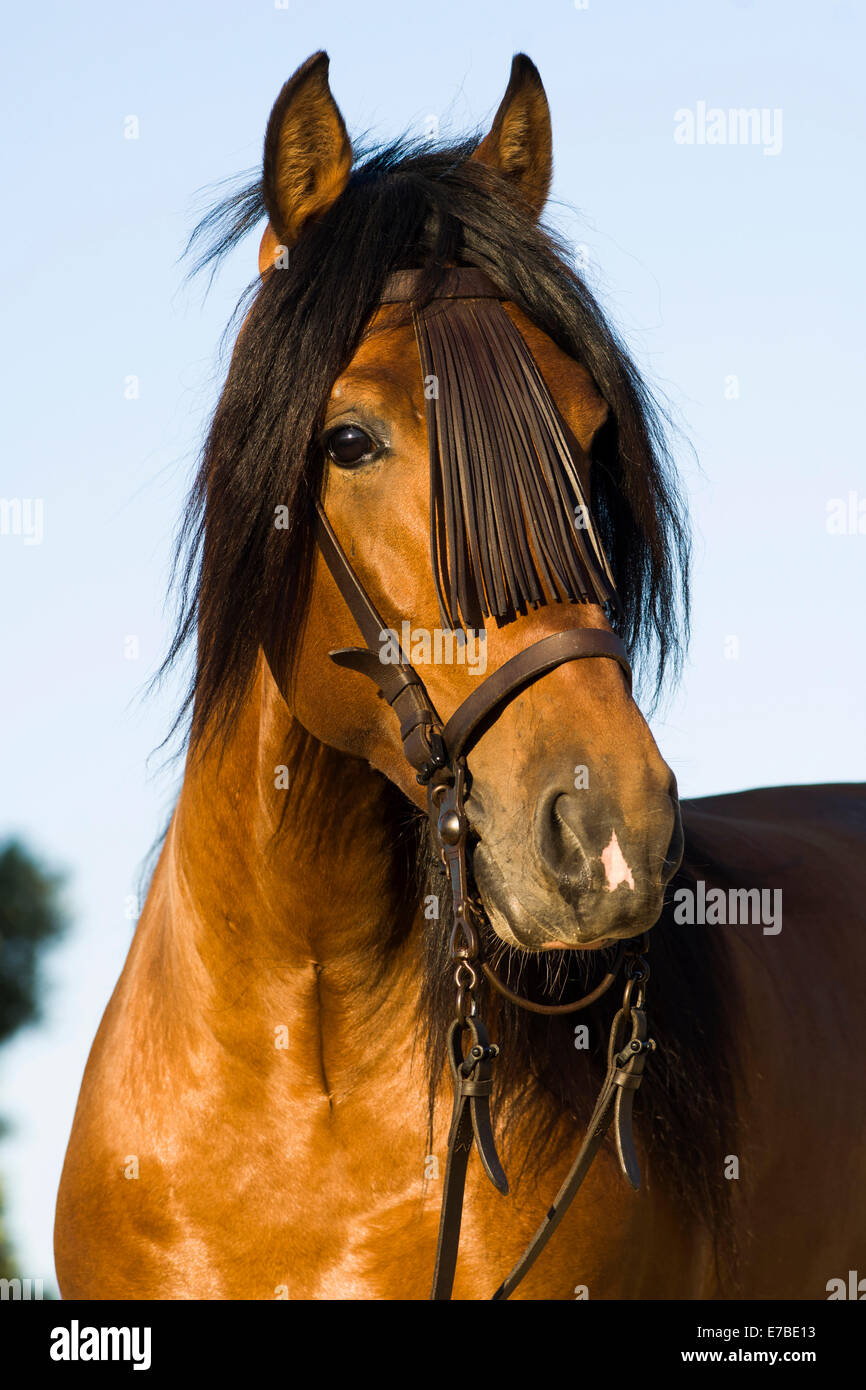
[
  {"x1": 470, "y1": 1097, "x2": 509, "y2": 1194},
  {"x1": 614, "y1": 1087, "x2": 642, "y2": 1190}
]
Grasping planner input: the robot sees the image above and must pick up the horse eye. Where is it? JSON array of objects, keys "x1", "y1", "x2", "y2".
[{"x1": 325, "y1": 424, "x2": 375, "y2": 466}]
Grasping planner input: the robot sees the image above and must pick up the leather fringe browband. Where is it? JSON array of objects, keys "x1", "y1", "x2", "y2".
[{"x1": 380, "y1": 268, "x2": 618, "y2": 631}]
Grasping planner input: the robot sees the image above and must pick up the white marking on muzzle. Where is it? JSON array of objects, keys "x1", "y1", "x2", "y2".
[{"x1": 601, "y1": 831, "x2": 635, "y2": 892}]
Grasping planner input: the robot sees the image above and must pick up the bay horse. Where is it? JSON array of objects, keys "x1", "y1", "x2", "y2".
[{"x1": 55, "y1": 52, "x2": 865, "y2": 1300}]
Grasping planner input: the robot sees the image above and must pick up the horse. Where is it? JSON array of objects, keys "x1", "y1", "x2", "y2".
[{"x1": 55, "y1": 51, "x2": 866, "y2": 1301}]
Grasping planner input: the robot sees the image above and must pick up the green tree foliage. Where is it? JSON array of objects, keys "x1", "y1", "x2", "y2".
[
  {"x1": 0, "y1": 1178, "x2": 17, "y2": 1281},
  {"x1": 0, "y1": 841, "x2": 67, "y2": 1044},
  {"x1": 0, "y1": 840, "x2": 67, "y2": 1288}
]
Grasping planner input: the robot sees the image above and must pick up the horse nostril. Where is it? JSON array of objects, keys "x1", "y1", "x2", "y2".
[{"x1": 541, "y1": 792, "x2": 591, "y2": 881}]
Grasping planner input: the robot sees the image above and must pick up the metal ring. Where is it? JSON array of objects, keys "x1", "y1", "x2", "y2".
[
  {"x1": 449, "y1": 915, "x2": 480, "y2": 962},
  {"x1": 455, "y1": 985, "x2": 477, "y2": 1024},
  {"x1": 625, "y1": 954, "x2": 650, "y2": 984},
  {"x1": 430, "y1": 781, "x2": 452, "y2": 808},
  {"x1": 454, "y1": 961, "x2": 478, "y2": 992},
  {"x1": 621, "y1": 976, "x2": 646, "y2": 1014}
]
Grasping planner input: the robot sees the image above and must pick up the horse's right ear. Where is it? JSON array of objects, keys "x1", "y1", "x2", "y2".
[{"x1": 258, "y1": 51, "x2": 352, "y2": 274}]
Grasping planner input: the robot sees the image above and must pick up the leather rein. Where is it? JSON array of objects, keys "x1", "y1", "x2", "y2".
[{"x1": 314, "y1": 268, "x2": 656, "y2": 1300}]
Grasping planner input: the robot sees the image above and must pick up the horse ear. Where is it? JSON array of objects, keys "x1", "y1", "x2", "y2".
[
  {"x1": 258, "y1": 51, "x2": 352, "y2": 272},
  {"x1": 472, "y1": 55, "x2": 552, "y2": 219}
]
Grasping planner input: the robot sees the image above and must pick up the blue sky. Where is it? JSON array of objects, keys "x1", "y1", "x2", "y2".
[{"x1": 1, "y1": 0, "x2": 863, "y2": 1291}]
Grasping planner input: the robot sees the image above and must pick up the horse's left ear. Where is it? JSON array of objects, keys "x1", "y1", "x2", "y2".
[
  {"x1": 472, "y1": 54, "x2": 552, "y2": 218},
  {"x1": 258, "y1": 51, "x2": 353, "y2": 274}
]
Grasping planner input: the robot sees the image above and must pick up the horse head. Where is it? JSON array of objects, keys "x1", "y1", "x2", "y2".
[{"x1": 185, "y1": 51, "x2": 686, "y2": 959}]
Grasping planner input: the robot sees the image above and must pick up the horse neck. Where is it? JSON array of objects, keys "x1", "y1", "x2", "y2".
[{"x1": 163, "y1": 653, "x2": 421, "y2": 1090}]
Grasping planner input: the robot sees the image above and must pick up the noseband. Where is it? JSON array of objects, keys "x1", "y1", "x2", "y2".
[{"x1": 314, "y1": 268, "x2": 655, "y2": 1300}]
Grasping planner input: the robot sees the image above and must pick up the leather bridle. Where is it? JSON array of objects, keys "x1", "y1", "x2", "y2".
[{"x1": 313, "y1": 268, "x2": 656, "y2": 1300}]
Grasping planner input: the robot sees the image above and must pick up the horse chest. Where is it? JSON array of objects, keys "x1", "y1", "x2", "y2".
[{"x1": 211, "y1": 1092, "x2": 442, "y2": 1300}]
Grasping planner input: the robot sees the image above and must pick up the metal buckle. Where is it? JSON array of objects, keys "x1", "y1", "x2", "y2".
[{"x1": 415, "y1": 728, "x2": 449, "y2": 785}]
